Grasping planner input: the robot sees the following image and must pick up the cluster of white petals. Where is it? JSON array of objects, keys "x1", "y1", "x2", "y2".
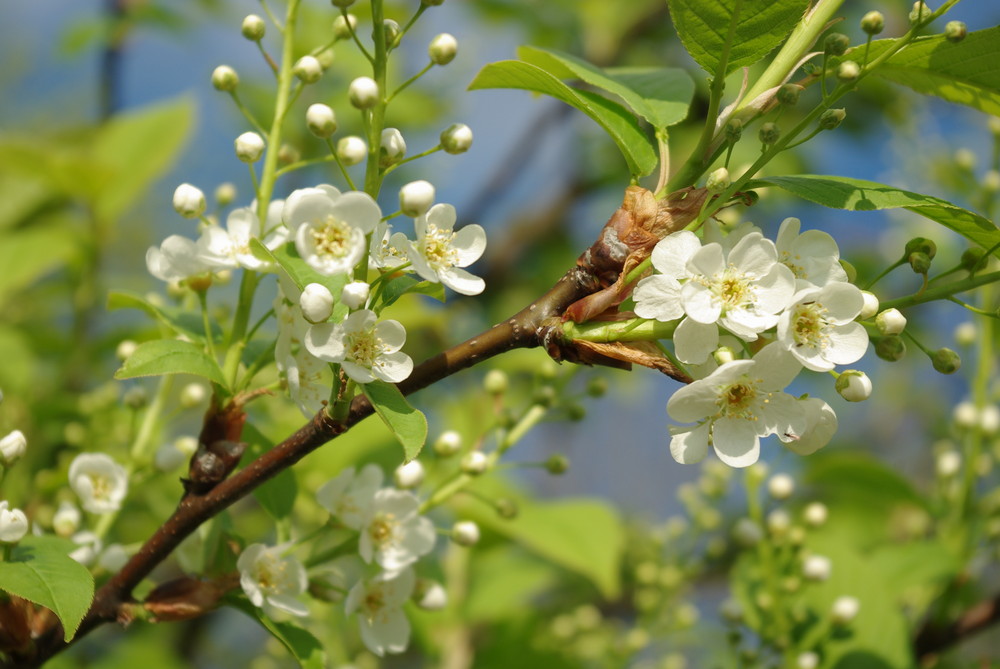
[
  {"x1": 237, "y1": 543, "x2": 310, "y2": 617},
  {"x1": 69, "y1": 453, "x2": 129, "y2": 513},
  {"x1": 305, "y1": 309, "x2": 413, "y2": 384},
  {"x1": 404, "y1": 204, "x2": 487, "y2": 295}
]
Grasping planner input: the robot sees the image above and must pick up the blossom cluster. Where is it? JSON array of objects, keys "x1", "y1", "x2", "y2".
[{"x1": 633, "y1": 219, "x2": 871, "y2": 467}]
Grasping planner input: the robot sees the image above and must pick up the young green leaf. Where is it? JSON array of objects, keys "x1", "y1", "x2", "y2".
[
  {"x1": 229, "y1": 598, "x2": 326, "y2": 669},
  {"x1": 469, "y1": 60, "x2": 658, "y2": 177},
  {"x1": 379, "y1": 274, "x2": 446, "y2": 308},
  {"x1": 108, "y1": 290, "x2": 211, "y2": 342},
  {"x1": 0, "y1": 215, "x2": 80, "y2": 309},
  {"x1": 666, "y1": 0, "x2": 810, "y2": 77},
  {"x1": 115, "y1": 339, "x2": 227, "y2": 387},
  {"x1": 753, "y1": 175, "x2": 1000, "y2": 255},
  {"x1": 0, "y1": 536, "x2": 95, "y2": 641},
  {"x1": 252, "y1": 239, "x2": 350, "y2": 322},
  {"x1": 362, "y1": 380, "x2": 428, "y2": 462}
]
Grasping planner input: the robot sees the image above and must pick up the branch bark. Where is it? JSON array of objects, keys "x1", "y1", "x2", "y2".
[{"x1": 914, "y1": 591, "x2": 1000, "y2": 661}]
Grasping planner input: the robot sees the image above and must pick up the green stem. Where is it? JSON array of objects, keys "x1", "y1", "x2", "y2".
[
  {"x1": 879, "y1": 271, "x2": 1000, "y2": 311},
  {"x1": 388, "y1": 61, "x2": 433, "y2": 102},
  {"x1": 864, "y1": 258, "x2": 906, "y2": 290},
  {"x1": 691, "y1": 0, "x2": 744, "y2": 168},
  {"x1": 229, "y1": 91, "x2": 269, "y2": 138},
  {"x1": 197, "y1": 290, "x2": 217, "y2": 362},
  {"x1": 327, "y1": 138, "x2": 357, "y2": 190},
  {"x1": 344, "y1": 8, "x2": 374, "y2": 63},
  {"x1": 381, "y1": 145, "x2": 442, "y2": 175}
]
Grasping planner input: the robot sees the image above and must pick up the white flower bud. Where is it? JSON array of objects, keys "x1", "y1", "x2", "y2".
[
  {"x1": 985, "y1": 170, "x2": 1000, "y2": 193},
  {"x1": 875, "y1": 308, "x2": 906, "y2": 335},
  {"x1": 235, "y1": 132, "x2": 265, "y2": 163},
  {"x1": 414, "y1": 579, "x2": 448, "y2": 610},
  {"x1": 836, "y1": 370, "x2": 872, "y2": 402},
  {"x1": 706, "y1": 167, "x2": 731, "y2": 192},
  {"x1": 936, "y1": 450, "x2": 961, "y2": 478},
  {"x1": 859, "y1": 291, "x2": 879, "y2": 319},
  {"x1": 340, "y1": 281, "x2": 370, "y2": 310},
  {"x1": 767, "y1": 509, "x2": 791, "y2": 535},
  {"x1": 380, "y1": 128, "x2": 407, "y2": 165},
  {"x1": 733, "y1": 518, "x2": 763, "y2": 546},
  {"x1": 909, "y1": 1, "x2": 933, "y2": 25},
  {"x1": 383, "y1": 19, "x2": 402, "y2": 48},
  {"x1": 954, "y1": 321, "x2": 977, "y2": 347},
  {"x1": 211, "y1": 65, "x2": 239, "y2": 92},
  {"x1": 803, "y1": 555, "x2": 832, "y2": 581},
  {"x1": 293, "y1": 55, "x2": 323, "y2": 83},
  {"x1": 399, "y1": 180, "x2": 435, "y2": 217},
  {"x1": 0, "y1": 430, "x2": 27, "y2": 466},
  {"x1": 175, "y1": 435, "x2": 199, "y2": 456},
  {"x1": 179, "y1": 382, "x2": 207, "y2": 409},
  {"x1": 719, "y1": 598, "x2": 743, "y2": 623},
  {"x1": 154, "y1": 441, "x2": 188, "y2": 471},
  {"x1": 768, "y1": 473, "x2": 794, "y2": 500},
  {"x1": 97, "y1": 544, "x2": 129, "y2": 572},
  {"x1": 831, "y1": 595, "x2": 860, "y2": 624},
  {"x1": 440, "y1": 123, "x2": 473, "y2": 154},
  {"x1": 336, "y1": 136, "x2": 367, "y2": 166},
  {"x1": 803, "y1": 502, "x2": 828, "y2": 527},
  {"x1": 300, "y1": 283, "x2": 335, "y2": 323},
  {"x1": 429, "y1": 33, "x2": 458, "y2": 65},
  {"x1": 214, "y1": 182, "x2": 236, "y2": 207},
  {"x1": 460, "y1": 450, "x2": 488, "y2": 474},
  {"x1": 797, "y1": 652, "x2": 820, "y2": 669},
  {"x1": 451, "y1": 520, "x2": 480, "y2": 546},
  {"x1": 52, "y1": 501, "x2": 81, "y2": 537},
  {"x1": 837, "y1": 60, "x2": 861, "y2": 83},
  {"x1": 981, "y1": 405, "x2": 1000, "y2": 434},
  {"x1": 348, "y1": 76, "x2": 380, "y2": 109},
  {"x1": 0, "y1": 501, "x2": 28, "y2": 543},
  {"x1": 172, "y1": 183, "x2": 206, "y2": 219},
  {"x1": 394, "y1": 460, "x2": 425, "y2": 489},
  {"x1": 116, "y1": 340, "x2": 138, "y2": 361},
  {"x1": 333, "y1": 14, "x2": 357, "y2": 40},
  {"x1": 241, "y1": 14, "x2": 266, "y2": 41},
  {"x1": 953, "y1": 401, "x2": 978, "y2": 428},
  {"x1": 483, "y1": 369, "x2": 508, "y2": 395},
  {"x1": 306, "y1": 103, "x2": 337, "y2": 138},
  {"x1": 434, "y1": 430, "x2": 462, "y2": 456}
]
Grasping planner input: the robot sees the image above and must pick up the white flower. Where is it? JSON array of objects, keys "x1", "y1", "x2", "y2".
[
  {"x1": 633, "y1": 230, "x2": 702, "y2": 322},
  {"x1": 197, "y1": 207, "x2": 284, "y2": 271},
  {"x1": 300, "y1": 283, "x2": 335, "y2": 323},
  {"x1": 803, "y1": 502, "x2": 828, "y2": 527},
  {"x1": 146, "y1": 235, "x2": 212, "y2": 282},
  {"x1": 835, "y1": 370, "x2": 872, "y2": 402},
  {"x1": 172, "y1": 183, "x2": 206, "y2": 219},
  {"x1": 345, "y1": 567, "x2": 415, "y2": 657},
  {"x1": 777, "y1": 283, "x2": 869, "y2": 371},
  {"x1": 69, "y1": 453, "x2": 128, "y2": 513},
  {"x1": 667, "y1": 343, "x2": 805, "y2": 467},
  {"x1": 406, "y1": 204, "x2": 486, "y2": 295},
  {"x1": 393, "y1": 460, "x2": 425, "y2": 489},
  {"x1": 237, "y1": 543, "x2": 309, "y2": 617},
  {"x1": 317, "y1": 464, "x2": 383, "y2": 529},
  {"x1": 767, "y1": 474, "x2": 794, "y2": 500},
  {"x1": 780, "y1": 397, "x2": 837, "y2": 455},
  {"x1": 52, "y1": 500, "x2": 81, "y2": 537},
  {"x1": 831, "y1": 596, "x2": 860, "y2": 624},
  {"x1": 0, "y1": 501, "x2": 28, "y2": 543},
  {"x1": 283, "y1": 349, "x2": 329, "y2": 418},
  {"x1": 69, "y1": 531, "x2": 102, "y2": 565},
  {"x1": 803, "y1": 555, "x2": 832, "y2": 581},
  {"x1": 359, "y1": 489, "x2": 436, "y2": 570},
  {"x1": 287, "y1": 185, "x2": 380, "y2": 276},
  {"x1": 368, "y1": 222, "x2": 411, "y2": 270},
  {"x1": 399, "y1": 180, "x2": 435, "y2": 218},
  {"x1": 305, "y1": 309, "x2": 413, "y2": 384},
  {"x1": 875, "y1": 308, "x2": 907, "y2": 335},
  {"x1": 341, "y1": 281, "x2": 370, "y2": 309},
  {"x1": 0, "y1": 429, "x2": 26, "y2": 466},
  {"x1": 775, "y1": 217, "x2": 848, "y2": 288}
]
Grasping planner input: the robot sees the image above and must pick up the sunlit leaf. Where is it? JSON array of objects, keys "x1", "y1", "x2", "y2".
[{"x1": 115, "y1": 339, "x2": 227, "y2": 387}]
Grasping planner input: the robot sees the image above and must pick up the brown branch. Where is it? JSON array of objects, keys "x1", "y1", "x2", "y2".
[{"x1": 915, "y1": 591, "x2": 1000, "y2": 661}]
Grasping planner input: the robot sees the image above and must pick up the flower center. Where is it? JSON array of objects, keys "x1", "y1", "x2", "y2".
[
  {"x1": 312, "y1": 215, "x2": 353, "y2": 259},
  {"x1": 363, "y1": 586, "x2": 387, "y2": 619},
  {"x1": 708, "y1": 266, "x2": 754, "y2": 310},
  {"x1": 421, "y1": 223, "x2": 458, "y2": 269},
  {"x1": 368, "y1": 512, "x2": 398, "y2": 548},
  {"x1": 256, "y1": 556, "x2": 290, "y2": 594},
  {"x1": 791, "y1": 302, "x2": 829, "y2": 349},
  {"x1": 87, "y1": 474, "x2": 112, "y2": 501},
  {"x1": 347, "y1": 328, "x2": 383, "y2": 368},
  {"x1": 716, "y1": 377, "x2": 763, "y2": 421},
  {"x1": 780, "y1": 250, "x2": 807, "y2": 279}
]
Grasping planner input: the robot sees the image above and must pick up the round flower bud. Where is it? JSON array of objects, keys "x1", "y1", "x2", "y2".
[
  {"x1": 936, "y1": 450, "x2": 961, "y2": 478},
  {"x1": 905, "y1": 236, "x2": 937, "y2": 259},
  {"x1": 0, "y1": 502, "x2": 29, "y2": 543},
  {"x1": 908, "y1": 251, "x2": 931, "y2": 274},
  {"x1": 380, "y1": 128, "x2": 407, "y2": 166},
  {"x1": 931, "y1": 347, "x2": 961, "y2": 374},
  {"x1": 819, "y1": 108, "x2": 846, "y2": 130},
  {"x1": 123, "y1": 386, "x2": 148, "y2": 409},
  {"x1": 277, "y1": 143, "x2": 300, "y2": 166},
  {"x1": 460, "y1": 450, "x2": 488, "y2": 475},
  {"x1": 433, "y1": 430, "x2": 462, "y2": 457},
  {"x1": 293, "y1": 55, "x2": 322, "y2": 84},
  {"x1": 394, "y1": 459, "x2": 425, "y2": 489},
  {"x1": 706, "y1": 167, "x2": 731, "y2": 193},
  {"x1": 824, "y1": 33, "x2": 851, "y2": 57},
  {"x1": 837, "y1": 61, "x2": 861, "y2": 83},
  {"x1": 545, "y1": 454, "x2": 569, "y2": 475},
  {"x1": 300, "y1": 283, "x2": 335, "y2": 323},
  {"x1": 875, "y1": 308, "x2": 907, "y2": 335},
  {"x1": 954, "y1": 321, "x2": 977, "y2": 346},
  {"x1": 797, "y1": 652, "x2": 820, "y2": 669},
  {"x1": 215, "y1": 182, "x2": 236, "y2": 207},
  {"x1": 803, "y1": 555, "x2": 832, "y2": 581},
  {"x1": 211, "y1": 65, "x2": 239, "y2": 92},
  {"x1": 179, "y1": 382, "x2": 207, "y2": 409},
  {"x1": 0, "y1": 430, "x2": 26, "y2": 467},
  {"x1": 331, "y1": 0, "x2": 356, "y2": 7},
  {"x1": 413, "y1": 579, "x2": 448, "y2": 610},
  {"x1": 985, "y1": 170, "x2": 1000, "y2": 193},
  {"x1": 483, "y1": 369, "x2": 508, "y2": 395},
  {"x1": 776, "y1": 83, "x2": 802, "y2": 106},
  {"x1": 836, "y1": 370, "x2": 872, "y2": 402},
  {"x1": 52, "y1": 501, "x2": 81, "y2": 538},
  {"x1": 451, "y1": 520, "x2": 480, "y2": 546},
  {"x1": 831, "y1": 595, "x2": 860, "y2": 625},
  {"x1": 429, "y1": 33, "x2": 458, "y2": 65},
  {"x1": 586, "y1": 377, "x2": 607, "y2": 398},
  {"x1": 725, "y1": 118, "x2": 743, "y2": 142},
  {"x1": 861, "y1": 10, "x2": 885, "y2": 35},
  {"x1": 768, "y1": 473, "x2": 795, "y2": 500},
  {"x1": 340, "y1": 281, "x2": 370, "y2": 310},
  {"x1": 399, "y1": 180, "x2": 436, "y2": 217},
  {"x1": 859, "y1": 291, "x2": 879, "y2": 319},
  {"x1": 953, "y1": 401, "x2": 978, "y2": 429},
  {"x1": 440, "y1": 122, "x2": 473, "y2": 154},
  {"x1": 348, "y1": 76, "x2": 380, "y2": 109},
  {"x1": 172, "y1": 183, "x2": 206, "y2": 219},
  {"x1": 235, "y1": 132, "x2": 265, "y2": 163},
  {"x1": 733, "y1": 518, "x2": 763, "y2": 546},
  {"x1": 759, "y1": 122, "x2": 780, "y2": 145},
  {"x1": 980, "y1": 405, "x2": 1000, "y2": 434},
  {"x1": 803, "y1": 502, "x2": 828, "y2": 527},
  {"x1": 909, "y1": 2, "x2": 933, "y2": 25},
  {"x1": 383, "y1": 19, "x2": 402, "y2": 48},
  {"x1": 955, "y1": 148, "x2": 976, "y2": 171},
  {"x1": 495, "y1": 497, "x2": 518, "y2": 519},
  {"x1": 241, "y1": 14, "x2": 266, "y2": 41},
  {"x1": 767, "y1": 509, "x2": 791, "y2": 535},
  {"x1": 306, "y1": 103, "x2": 337, "y2": 138},
  {"x1": 944, "y1": 20, "x2": 967, "y2": 42},
  {"x1": 336, "y1": 136, "x2": 367, "y2": 166},
  {"x1": 332, "y1": 14, "x2": 357, "y2": 40}
]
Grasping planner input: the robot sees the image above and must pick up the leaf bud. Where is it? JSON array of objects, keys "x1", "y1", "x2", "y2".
[
  {"x1": 394, "y1": 459, "x2": 425, "y2": 489},
  {"x1": 545, "y1": 454, "x2": 570, "y2": 475},
  {"x1": 905, "y1": 236, "x2": 937, "y2": 259},
  {"x1": 875, "y1": 308, "x2": 907, "y2": 335},
  {"x1": 819, "y1": 107, "x2": 846, "y2": 130},
  {"x1": 908, "y1": 251, "x2": 931, "y2": 274},
  {"x1": 300, "y1": 283, "x2": 335, "y2": 323},
  {"x1": 306, "y1": 103, "x2": 337, "y2": 138},
  {"x1": 831, "y1": 596, "x2": 860, "y2": 625},
  {"x1": 909, "y1": 1, "x2": 933, "y2": 25},
  {"x1": 348, "y1": 76, "x2": 380, "y2": 109},
  {"x1": 336, "y1": 135, "x2": 367, "y2": 165},
  {"x1": 340, "y1": 281, "x2": 370, "y2": 309},
  {"x1": 293, "y1": 55, "x2": 323, "y2": 84},
  {"x1": 440, "y1": 122, "x2": 473, "y2": 154},
  {"x1": 241, "y1": 14, "x2": 265, "y2": 41},
  {"x1": 931, "y1": 347, "x2": 961, "y2": 374},
  {"x1": 399, "y1": 180, "x2": 436, "y2": 217},
  {"x1": 943, "y1": 20, "x2": 967, "y2": 42},
  {"x1": 725, "y1": 118, "x2": 743, "y2": 142},
  {"x1": 837, "y1": 60, "x2": 861, "y2": 83},
  {"x1": 451, "y1": 520, "x2": 480, "y2": 546},
  {"x1": 211, "y1": 65, "x2": 239, "y2": 92},
  {"x1": 433, "y1": 430, "x2": 462, "y2": 457},
  {"x1": 861, "y1": 10, "x2": 885, "y2": 35},
  {"x1": 706, "y1": 167, "x2": 731, "y2": 193},
  {"x1": 483, "y1": 369, "x2": 508, "y2": 395},
  {"x1": 0, "y1": 430, "x2": 26, "y2": 467},
  {"x1": 759, "y1": 122, "x2": 780, "y2": 145},
  {"x1": 214, "y1": 182, "x2": 236, "y2": 207},
  {"x1": 824, "y1": 33, "x2": 851, "y2": 57},
  {"x1": 332, "y1": 14, "x2": 357, "y2": 40},
  {"x1": 835, "y1": 370, "x2": 872, "y2": 402},
  {"x1": 875, "y1": 335, "x2": 906, "y2": 361},
  {"x1": 460, "y1": 450, "x2": 488, "y2": 475},
  {"x1": 235, "y1": 132, "x2": 265, "y2": 163},
  {"x1": 495, "y1": 497, "x2": 518, "y2": 519},
  {"x1": 173, "y1": 183, "x2": 206, "y2": 219},
  {"x1": 429, "y1": 33, "x2": 458, "y2": 65},
  {"x1": 379, "y1": 127, "x2": 407, "y2": 166},
  {"x1": 331, "y1": 0, "x2": 356, "y2": 7}
]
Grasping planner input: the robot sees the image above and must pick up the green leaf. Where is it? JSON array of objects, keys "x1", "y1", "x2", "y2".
[
  {"x1": 0, "y1": 215, "x2": 81, "y2": 308},
  {"x1": 666, "y1": 0, "x2": 810, "y2": 76},
  {"x1": 847, "y1": 27, "x2": 1000, "y2": 116},
  {"x1": 362, "y1": 381, "x2": 427, "y2": 461},
  {"x1": 243, "y1": 423, "x2": 299, "y2": 520},
  {"x1": 517, "y1": 46, "x2": 694, "y2": 128},
  {"x1": 465, "y1": 547, "x2": 559, "y2": 622},
  {"x1": 469, "y1": 60, "x2": 658, "y2": 176},
  {"x1": 107, "y1": 290, "x2": 210, "y2": 342},
  {"x1": 753, "y1": 175, "x2": 1000, "y2": 254},
  {"x1": 115, "y1": 339, "x2": 227, "y2": 387},
  {"x1": 0, "y1": 536, "x2": 95, "y2": 641},
  {"x1": 229, "y1": 598, "x2": 326, "y2": 669},
  {"x1": 379, "y1": 274, "x2": 446, "y2": 307}
]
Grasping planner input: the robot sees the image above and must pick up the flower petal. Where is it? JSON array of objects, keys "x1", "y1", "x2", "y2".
[
  {"x1": 711, "y1": 418, "x2": 760, "y2": 467},
  {"x1": 669, "y1": 422, "x2": 710, "y2": 464}
]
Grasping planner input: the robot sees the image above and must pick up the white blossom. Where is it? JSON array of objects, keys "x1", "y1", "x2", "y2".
[
  {"x1": 0, "y1": 429, "x2": 26, "y2": 466},
  {"x1": 368, "y1": 222, "x2": 411, "y2": 270},
  {"x1": 69, "y1": 453, "x2": 128, "y2": 513},
  {"x1": 803, "y1": 555, "x2": 832, "y2": 581},
  {"x1": 393, "y1": 460, "x2": 425, "y2": 489},
  {"x1": 405, "y1": 204, "x2": 486, "y2": 295},
  {"x1": 146, "y1": 235, "x2": 212, "y2": 283},
  {"x1": 0, "y1": 501, "x2": 28, "y2": 543},
  {"x1": 803, "y1": 502, "x2": 828, "y2": 527},
  {"x1": 237, "y1": 543, "x2": 309, "y2": 617},
  {"x1": 774, "y1": 217, "x2": 848, "y2": 288},
  {"x1": 380, "y1": 128, "x2": 407, "y2": 164},
  {"x1": 777, "y1": 283, "x2": 869, "y2": 371},
  {"x1": 305, "y1": 309, "x2": 413, "y2": 384},
  {"x1": 286, "y1": 185, "x2": 380, "y2": 276},
  {"x1": 235, "y1": 132, "x2": 265, "y2": 162},
  {"x1": 831, "y1": 596, "x2": 860, "y2": 624},
  {"x1": 69, "y1": 531, "x2": 102, "y2": 565},
  {"x1": 780, "y1": 397, "x2": 837, "y2": 455},
  {"x1": 317, "y1": 464, "x2": 384, "y2": 529},
  {"x1": 451, "y1": 520, "x2": 480, "y2": 546},
  {"x1": 859, "y1": 290, "x2": 880, "y2": 319},
  {"x1": 345, "y1": 567, "x2": 415, "y2": 657},
  {"x1": 359, "y1": 489, "x2": 436, "y2": 570},
  {"x1": 399, "y1": 180, "x2": 435, "y2": 218},
  {"x1": 197, "y1": 207, "x2": 285, "y2": 271},
  {"x1": 52, "y1": 500, "x2": 81, "y2": 537},
  {"x1": 767, "y1": 474, "x2": 795, "y2": 500}
]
